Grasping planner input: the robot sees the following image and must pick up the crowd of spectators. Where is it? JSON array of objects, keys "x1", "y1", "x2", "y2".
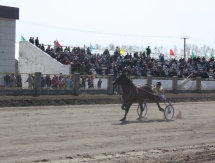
[
  {"x1": 3, "y1": 72, "x2": 98, "y2": 89},
  {"x1": 23, "y1": 37, "x2": 215, "y2": 80}
]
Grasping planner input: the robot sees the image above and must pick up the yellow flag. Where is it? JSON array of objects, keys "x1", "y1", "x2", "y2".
[{"x1": 120, "y1": 48, "x2": 125, "y2": 56}]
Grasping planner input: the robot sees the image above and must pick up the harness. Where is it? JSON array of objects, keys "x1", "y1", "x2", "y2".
[{"x1": 123, "y1": 85, "x2": 138, "y2": 103}]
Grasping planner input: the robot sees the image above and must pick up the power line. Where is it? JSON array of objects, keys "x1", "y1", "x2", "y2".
[{"x1": 18, "y1": 20, "x2": 180, "y2": 38}]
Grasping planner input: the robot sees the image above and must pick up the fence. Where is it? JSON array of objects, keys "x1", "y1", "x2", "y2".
[{"x1": 0, "y1": 72, "x2": 214, "y2": 96}]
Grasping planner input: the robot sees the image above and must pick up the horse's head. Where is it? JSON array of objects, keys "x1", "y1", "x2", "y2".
[{"x1": 112, "y1": 73, "x2": 126, "y2": 85}]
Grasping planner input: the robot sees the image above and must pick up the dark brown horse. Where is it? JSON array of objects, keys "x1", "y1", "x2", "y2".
[{"x1": 113, "y1": 73, "x2": 164, "y2": 121}]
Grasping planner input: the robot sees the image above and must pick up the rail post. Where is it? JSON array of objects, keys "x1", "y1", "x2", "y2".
[
  {"x1": 34, "y1": 72, "x2": 41, "y2": 96},
  {"x1": 196, "y1": 77, "x2": 202, "y2": 93},
  {"x1": 172, "y1": 76, "x2": 178, "y2": 94},
  {"x1": 147, "y1": 75, "x2": 152, "y2": 86},
  {"x1": 108, "y1": 74, "x2": 114, "y2": 94},
  {"x1": 73, "y1": 73, "x2": 80, "y2": 96}
]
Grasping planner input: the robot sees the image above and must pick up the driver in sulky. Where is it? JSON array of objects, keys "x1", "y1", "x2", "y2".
[{"x1": 152, "y1": 82, "x2": 166, "y2": 101}]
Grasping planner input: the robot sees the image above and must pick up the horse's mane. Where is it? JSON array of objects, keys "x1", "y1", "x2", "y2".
[{"x1": 121, "y1": 74, "x2": 136, "y2": 88}]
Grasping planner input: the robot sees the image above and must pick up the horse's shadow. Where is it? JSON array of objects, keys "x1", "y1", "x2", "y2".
[{"x1": 112, "y1": 118, "x2": 174, "y2": 125}]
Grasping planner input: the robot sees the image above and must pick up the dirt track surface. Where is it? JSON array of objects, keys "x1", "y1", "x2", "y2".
[
  {"x1": 1, "y1": 93, "x2": 215, "y2": 107},
  {"x1": 0, "y1": 102, "x2": 215, "y2": 163}
]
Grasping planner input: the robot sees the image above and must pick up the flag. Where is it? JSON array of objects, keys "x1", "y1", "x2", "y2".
[
  {"x1": 211, "y1": 54, "x2": 215, "y2": 59},
  {"x1": 191, "y1": 51, "x2": 195, "y2": 59},
  {"x1": 90, "y1": 44, "x2": 95, "y2": 51},
  {"x1": 170, "y1": 49, "x2": 175, "y2": 56},
  {"x1": 120, "y1": 48, "x2": 125, "y2": 56},
  {"x1": 56, "y1": 40, "x2": 61, "y2": 47},
  {"x1": 21, "y1": 35, "x2": 26, "y2": 41}
]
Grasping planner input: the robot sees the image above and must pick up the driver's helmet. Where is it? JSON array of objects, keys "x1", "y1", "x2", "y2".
[{"x1": 156, "y1": 82, "x2": 161, "y2": 87}]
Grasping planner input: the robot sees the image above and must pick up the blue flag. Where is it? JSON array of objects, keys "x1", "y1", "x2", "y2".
[{"x1": 90, "y1": 44, "x2": 95, "y2": 51}]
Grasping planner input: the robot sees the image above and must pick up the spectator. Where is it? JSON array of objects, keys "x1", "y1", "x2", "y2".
[
  {"x1": 46, "y1": 45, "x2": 51, "y2": 55},
  {"x1": 146, "y1": 46, "x2": 151, "y2": 58},
  {"x1": 65, "y1": 76, "x2": 71, "y2": 89},
  {"x1": 10, "y1": 74, "x2": 16, "y2": 88},
  {"x1": 4, "y1": 73, "x2": 11, "y2": 88},
  {"x1": 41, "y1": 75, "x2": 45, "y2": 88},
  {"x1": 41, "y1": 44, "x2": 45, "y2": 52},
  {"x1": 16, "y1": 74, "x2": 22, "y2": 88},
  {"x1": 32, "y1": 37, "x2": 35, "y2": 45},
  {"x1": 25, "y1": 74, "x2": 34, "y2": 89},
  {"x1": 29, "y1": 37, "x2": 33, "y2": 44},
  {"x1": 97, "y1": 78, "x2": 102, "y2": 88},
  {"x1": 45, "y1": 75, "x2": 51, "y2": 88},
  {"x1": 51, "y1": 75, "x2": 58, "y2": 89},
  {"x1": 35, "y1": 37, "x2": 39, "y2": 47}
]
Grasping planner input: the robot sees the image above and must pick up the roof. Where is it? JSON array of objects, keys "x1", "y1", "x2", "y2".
[{"x1": 0, "y1": 5, "x2": 19, "y2": 20}]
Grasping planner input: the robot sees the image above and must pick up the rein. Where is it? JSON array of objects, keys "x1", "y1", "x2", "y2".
[{"x1": 137, "y1": 86, "x2": 160, "y2": 98}]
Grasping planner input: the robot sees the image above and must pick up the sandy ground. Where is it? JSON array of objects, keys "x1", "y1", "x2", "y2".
[
  {"x1": 1, "y1": 93, "x2": 215, "y2": 107},
  {"x1": 0, "y1": 102, "x2": 215, "y2": 163}
]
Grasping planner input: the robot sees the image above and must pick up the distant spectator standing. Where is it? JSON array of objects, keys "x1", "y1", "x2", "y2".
[
  {"x1": 45, "y1": 75, "x2": 51, "y2": 88},
  {"x1": 52, "y1": 75, "x2": 59, "y2": 89},
  {"x1": 4, "y1": 73, "x2": 11, "y2": 88},
  {"x1": 97, "y1": 78, "x2": 102, "y2": 88},
  {"x1": 41, "y1": 75, "x2": 45, "y2": 88},
  {"x1": 41, "y1": 44, "x2": 45, "y2": 51},
  {"x1": 32, "y1": 37, "x2": 35, "y2": 45},
  {"x1": 65, "y1": 76, "x2": 71, "y2": 89},
  {"x1": 25, "y1": 74, "x2": 34, "y2": 89},
  {"x1": 35, "y1": 37, "x2": 39, "y2": 47},
  {"x1": 16, "y1": 74, "x2": 22, "y2": 88},
  {"x1": 146, "y1": 46, "x2": 151, "y2": 58},
  {"x1": 29, "y1": 37, "x2": 33, "y2": 44},
  {"x1": 10, "y1": 74, "x2": 16, "y2": 87}
]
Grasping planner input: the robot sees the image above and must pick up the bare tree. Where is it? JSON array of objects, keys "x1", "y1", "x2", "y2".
[
  {"x1": 191, "y1": 45, "x2": 199, "y2": 56},
  {"x1": 121, "y1": 45, "x2": 128, "y2": 51},
  {"x1": 200, "y1": 45, "x2": 210, "y2": 59},
  {"x1": 173, "y1": 45, "x2": 178, "y2": 56},
  {"x1": 185, "y1": 44, "x2": 191, "y2": 58},
  {"x1": 154, "y1": 46, "x2": 158, "y2": 53},
  {"x1": 133, "y1": 45, "x2": 139, "y2": 51},
  {"x1": 108, "y1": 44, "x2": 115, "y2": 50},
  {"x1": 128, "y1": 45, "x2": 133, "y2": 53},
  {"x1": 209, "y1": 48, "x2": 215, "y2": 58},
  {"x1": 180, "y1": 49, "x2": 184, "y2": 58},
  {"x1": 95, "y1": 44, "x2": 101, "y2": 49}
]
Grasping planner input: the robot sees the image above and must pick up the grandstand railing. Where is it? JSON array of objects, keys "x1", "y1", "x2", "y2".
[{"x1": 0, "y1": 72, "x2": 215, "y2": 96}]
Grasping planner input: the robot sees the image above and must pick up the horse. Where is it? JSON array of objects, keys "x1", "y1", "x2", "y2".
[{"x1": 112, "y1": 73, "x2": 164, "y2": 121}]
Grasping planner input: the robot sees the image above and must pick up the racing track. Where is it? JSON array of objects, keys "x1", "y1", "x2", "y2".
[{"x1": 0, "y1": 102, "x2": 215, "y2": 163}]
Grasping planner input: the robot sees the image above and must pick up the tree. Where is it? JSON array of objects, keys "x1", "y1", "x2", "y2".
[
  {"x1": 95, "y1": 44, "x2": 101, "y2": 49},
  {"x1": 185, "y1": 44, "x2": 191, "y2": 58},
  {"x1": 173, "y1": 45, "x2": 177, "y2": 56},
  {"x1": 121, "y1": 45, "x2": 128, "y2": 51},
  {"x1": 200, "y1": 45, "x2": 210, "y2": 59},
  {"x1": 108, "y1": 44, "x2": 115, "y2": 50}
]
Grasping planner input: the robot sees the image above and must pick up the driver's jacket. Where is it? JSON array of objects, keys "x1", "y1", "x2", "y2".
[{"x1": 152, "y1": 86, "x2": 164, "y2": 96}]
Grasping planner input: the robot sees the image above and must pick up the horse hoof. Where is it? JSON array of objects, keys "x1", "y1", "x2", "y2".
[
  {"x1": 120, "y1": 118, "x2": 125, "y2": 121},
  {"x1": 136, "y1": 117, "x2": 142, "y2": 121},
  {"x1": 159, "y1": 108, "x2": 164, "y2": 112}
]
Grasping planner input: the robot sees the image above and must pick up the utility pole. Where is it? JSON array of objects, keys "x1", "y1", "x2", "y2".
[{"x1": 181, "y1": 37, "x2": 189, "y2": 59}]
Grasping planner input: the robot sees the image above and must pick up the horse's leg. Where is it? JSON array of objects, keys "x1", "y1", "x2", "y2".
[
  {"x1": 155, "y1": 97, "x2": 164, "y2": 112},
  {"x1": 137, "y1": 101, "x2": 144, "y2": 120},
  {"x1": 120, "y1": 103, "x2": 132, "y2": 121},
  {"x1": 121, "y1": 103, "x2": 127, "y2": 110}
]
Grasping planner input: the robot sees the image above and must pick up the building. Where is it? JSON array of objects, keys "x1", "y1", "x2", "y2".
[{"x1": 0, "y1": 5, "x2": 19, "y2": 86}]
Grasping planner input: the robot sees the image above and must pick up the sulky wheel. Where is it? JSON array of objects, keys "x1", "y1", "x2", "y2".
[
  {"x1": 164, "y1": 104, "x2": 174, "y2": 120},
  {"x1": 137, "y1": 103, "x2": 147, "y2": 118}
]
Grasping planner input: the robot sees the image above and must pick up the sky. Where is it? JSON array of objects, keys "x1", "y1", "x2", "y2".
[{"x1": 1, "y1": 0, "x2": 215, "y2": 54}]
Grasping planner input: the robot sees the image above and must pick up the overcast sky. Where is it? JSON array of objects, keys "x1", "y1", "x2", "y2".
[{"x1": 1, "y1": 0, "x2": 215, "y2": 51}]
